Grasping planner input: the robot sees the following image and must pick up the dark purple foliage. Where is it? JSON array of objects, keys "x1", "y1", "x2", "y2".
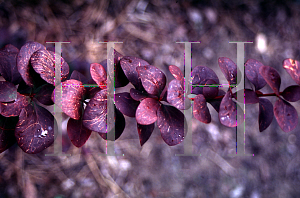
[
  {"x1": 258, "y1": 98, "x2": 274, "y2": 132},
  {"x1": 274, "y1": 98, "x2": 298, "y2": 132},
  {"x1": 245, "y1": 59, "x2": 267, "y2": 90}
]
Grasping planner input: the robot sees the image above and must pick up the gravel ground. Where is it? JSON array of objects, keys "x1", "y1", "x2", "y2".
[{"x1": 1, "y1": 0, "x2": 300, "y2": 197}]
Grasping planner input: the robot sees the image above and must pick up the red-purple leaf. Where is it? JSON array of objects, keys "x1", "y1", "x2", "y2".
[
  {"x1": 169, "y1": 65, "x2": 184, "y2": 83},
  {"x1": 90, "y1": 63, "x2": 107, "y2": 87},
  {"x1": 98, "y1": 107, "x2": 125, "y2": 141},
  {"x1": 282, "y1": 85, "x2": 300, "y2": 102},
  {"x1": 192, "y1": 66, "x2": 219, "y2": 95},
  {"x1": 219, "y1": 91, "x2": 243, "y2": 127},
  {"x1": 0, "y1": 81, "x2": 17, "y2": 102},
  {"x1": 283, "y1": 59, "x2": 300, "y2": 85},
  {"x1": 136, "y1": 65, "x2": 166, "y2": 96},
  {"x1": 259, "y1": 66, "x2": 281, "y2": 96},
  {"x1": 115, "y1": 92, "x2": 139, "y2": 117},
  {"x1": 0, "y1": 115, "x2": 18, "y2": 153},
  {"x1": 203, "y1": 79, "x2": 218, "y2": 99},
  {"x1": 157, "y1": 104, "x2": 185, "y2": 146},
  {"x1": 60, "y1": 80, "x2": 85, "y2": 120},
  {"x1": 34, "y1": 84, "x2": 54, "y2": 105},
  {"x1": 245, "y1": 59, "x2": 267, "y2": 90},
  {"x1": 233, "y1": 89, "x2": 259, "y2": 104},
  {"x1": 274, "y1": 98, "x2": 298, "y2": 132},
  {"x1": 30, "y1": 49, "x2": 69, "y2": 85},
  {"x1": 193, "y1": 94, "x2": 211, "y2": 124},
  {"x1": 70, "y1": 70, "x2": 88, "y2": 84},
  {"x1": 130, "y1": 88, "x2": 148, "y2": 101},
  {"x1": 167, "y1": 79, "x2": 184, "y2": 110},
  {"x1": 258, "y1": 98, "x2": 274, "y2": 132},
  {"x1": 0, "y1": 44, "x2": 22, "y2": 84},
  {"x1": 67, "y1": 118, "x2": 92, "y2": 148},
  {"x1": 207, "y1": 90, "x2": 226, "y2": 113},
  {"x1": 218, "y1": 57, "x2": 237, "y2": 85},
  {"x1": 17, "y1": 41, "x2": 46, "y2": 86},
  {"x1": 120, "y1": 56, "x2": 149, "y2": 90},
  {"x1": 137, "y1": 123, "x2": 155, "y2": 146},
  {"x1": 82, "y1": 89, "x2": 107, "y2": 133},
  {"x1": 136, "y1": 98, "x2": 160, "y2": 125},
  {"x1": 15, "y1": 103, "x2": 55, "y2": 154},
  {"x1": 0, "y1": 93, "x2": 30, "y2": 117}
]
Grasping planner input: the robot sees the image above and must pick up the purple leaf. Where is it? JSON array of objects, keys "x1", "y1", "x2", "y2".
[
  {"x1": 60, "y1": 80, "x2": 85, "y2": 120},
  {"x1": 83, "y1": 89, "x2": 107, "y2": 133},
  {"x1": 15, "y1": 103, "x2": 56, "y2": 154},
  {"x1": 207, "y1": 90, "x2": 226, "y2": 113},
  {"x1": 130, "y1": 88, "x2": 148, "y2": 101},
  {"x1": 169, "y1": 65, "x2": 184, "y2": 83},
  {"x1": 30, "y1": 49, "x2": 69, "y2": 85},
  {"x1": 70, "y1": 70, "x2": 88, "y2": 84},
  {"x1": 136, "y1": 98, "x2": 160, "y2": 125},
  {"x1": 0, "y1": 81, "x2": 17, "y2": 102},
  {"x1": 157, "y1": 104, "x2": 185, "y2": 146},
  {"x1": 98, "y1": 107, "x2": 125, "y2": 141},
  {"x1": 167, "y1": 79, "x2": 184, "y2": 110},
  {"x1": 137, "y1": 123, "x2": 155, "y2": 146},
  {"x1": 90, "y1": 63, "x2": 107, "y2": 87},
  {"x1": 0, "y1": 93, "x2": 30, "y2": 117},
  {"x1": 120, "y1": 56, "x2": 149, "y2": 90},
  {"x1": 219, "y1": 91, "x2": 243, "y2": 127},
  {"x1": 259, "y1": 65, "x2": 281, "y2": 96},
  {"x1": 115, "y1": 92, "x2": 140, "y2": 117},
  {"x1": 136, "y1": 65, "x2": 166, "y2": 96},
  {"x1": 0, "y1": 115, "x2": 18, "y2": 153},
  {"x1": 281, "y1": 85, "x2": 300, "y2": 102},
  {"x1": 283, "y1": 59, "x2": 300, "y2": 85},
  {"x1": 258, "y1": 98, "x2": 274, "y2": 132},
  {"x1": 245, "y1": 59, "x2": 267, "y2": 90},
  {"x1": 0, "y1": 44, "x2": 22, "y2": 84},
  {"x1": 203, "y1": 79, "x2": 218, "y2": 99},
  {"x1": 192, "y1": 66, "x2": 219, "y2": 94},
  {"x1": 193, "y1": 94, "x2": 211, "y2": 124},
  {"x1": 17, "y1": 41, "x2": 46, "y2": 86},
  {"x1": 85, "y1": 79, "x2": 101, "y2": 99},
  {"x1": 34, "y1": 84, "x2": 54, "y2": 105},
  {"x1": 274, "y1": 98, "x2": 298, "y2": 132},
  {"x1": 67, "y1": 118, "x2": 92, "y2": 148},
  {"x1": 233, "y1": 89, "x2": 259, "y2": 104},
  {"x1": 218, "y1": 57, "x2": 237, "y2": 85}
]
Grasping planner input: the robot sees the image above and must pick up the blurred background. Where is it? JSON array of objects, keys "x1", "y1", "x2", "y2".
[{"x1": 1, "y1": 0, "x2": 300, "y2": 197}]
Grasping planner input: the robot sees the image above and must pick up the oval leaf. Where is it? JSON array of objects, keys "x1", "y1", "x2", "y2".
[
  {"x1": 203, "y1": 79, "x2": 218, "y2": 99},
  {"x1": 120, "y1": 56, "x2": 149, "y2": 90},
  {"x1": 90, "y1": 63, "x2": 107, "y2": 87},
  {"x1": 169, "y1": 65, "x2": 184, "y2": 83},
  {"x1": 193, "y1": 94, "x2": 211, "y2": 124},
  {"x1": 67, "y1": 118, "x2": 92, "y2": 148},
  {"x1": 0, "y1": 93, "x2": 30, "y2": 117},
  {"x1": 233, "y1": 89, "x2": 259, "y2": 104},
  {"x1": 218, "y1": 57, "x2": 237, "y2": 85},
  {"x1": 70, "y1": 70, "x2": 88, "y2": 84},
  {"x1": 17, "y1": 41, "x2": 46, "y2": 86},
  {"x1": 282, "y1": 85, "x2": 300, "y2": 102},
  {"x1": 83, "y1": 89, "x2": 107, "y2": 133},
  {"x1": 98, "y1": 107, "x2": 125, "y2": 141},
  {"x1": 0, "y1": 44, "x2": 22, "y2": 84},
  {"x1": 15, "y1": 103, "x2": 56, "y2": 154},
  {"x1": 34, "y1": 84, "x2": 54, "y2": 105},
  {"x1": 219, "y1": 91, "x2": 243, "y2": 127},
  {"x1": 130, "y1": 88, "x2": 148, "y2": 101},
  {"x1": 245, "y1": 59, "x2": 267, "y2": 90},
  {"x1": 274, "y1": 98, "x2": 298, "y2": 132},
  {"x1": 258, "y1": 98, "x2": 274, "y2": 132},
  {"x1": 136, "y1": 65, "x2": 166, "y2": 96},
  {"x1": 192, "y1": 66, "x2": 219, "y2": 95},
  {"x1": 0, "y1": 81, "x2": 17, "y2": 102},
  {"x1": 115, "y1": 92, "x2": 140, "y2": 117},
  {"x1": 259, "y1": 65, "x2": 281, "y2": 96},
  {"x1": 30, "y1": 49, "x2": 69, "y2": 85},
  {"x1": 283, "y1": 59, "x2": 300, "y2": 85},
  {"x1": 60, "y1": 80, "x2": 85, "y2": 120},
  {"x1": 167, "y1": 79, "x2": 184, "y2": 110},
  {"x1": 136, "y1": 98, "x2": 160, "y2": 125},
  {"x1": 137, "y1": 123, "x2": 155, "y2": 146},
  {"x1": 157, "y1": 104, "x2": 185, "y2": 146},
  {"x1": 0, "y1": 115, "x2": 18, "y2": 153}
]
